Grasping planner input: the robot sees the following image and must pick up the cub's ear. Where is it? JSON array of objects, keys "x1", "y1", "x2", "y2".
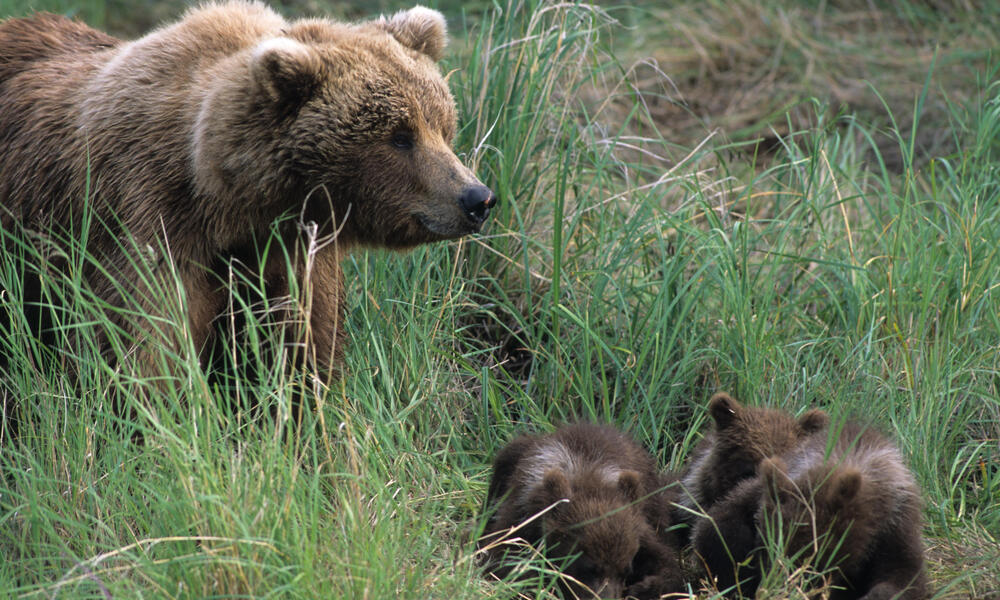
[
  {"x1": 378, "y1": 6, "x2": 447, "y2": 61},
  {"x1": 797, "y1": 409, "x2": 829, "y2": 435},
  {"x1": 541, "y1": 469, "x2": 572, "y2": 506},
  {"x1": 251, "y1": 38, "x2": 321, "y2": 105},
  {"x1": 617, "y1": 470, "x2": 642, "y2": 503},
  {"x1": 709, "y1": 392, "x2": 741, "y2": 429},
  {"x1": 826, "y1": 467, "x2": 862, "y2": 509}
]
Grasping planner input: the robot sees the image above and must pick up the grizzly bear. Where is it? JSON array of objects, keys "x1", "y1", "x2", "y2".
[
  {"x1": 0, "y1": 1, "x2": 495, "y2": 381},
  {"x1": 674, "y1": 392, "x2": 829, "y2": 538},
  {"x1": 692, "y1": 421, "x2": 927, "y2": 600},
  {"x1": 478, "y1": 423, "x2": 684, "y2": 599}
]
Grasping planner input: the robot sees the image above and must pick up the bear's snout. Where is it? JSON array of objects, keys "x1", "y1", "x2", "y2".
[{"x1": 458, "y1": 184, "x2": 497, "y2": 227}]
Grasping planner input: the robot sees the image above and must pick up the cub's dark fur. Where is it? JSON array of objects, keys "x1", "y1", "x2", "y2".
[
  {"x1": 693, "y1": 421, "x2": 927, "y2": 600},
  {"x1": 758, "y1": 422, "x2": 927, "y2": 599},
  {"x1": 479, "y1": 423, "x2": 683, "y2": 599},
  {"x1": 675, "y1": 392, "x2": 829, "y2": 538},
  {"x1": 690, "y1": 477, "x2": 763, "y2": 596}
]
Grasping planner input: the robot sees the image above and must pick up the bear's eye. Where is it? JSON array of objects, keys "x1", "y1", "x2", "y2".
[{"x1": 391, "y1": 131, "x2": 414, "y2": 150}]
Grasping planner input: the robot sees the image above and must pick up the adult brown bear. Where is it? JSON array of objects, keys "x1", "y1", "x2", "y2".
[{"x1": 0, "y1": 1, "x2": 495, "y2": 381}]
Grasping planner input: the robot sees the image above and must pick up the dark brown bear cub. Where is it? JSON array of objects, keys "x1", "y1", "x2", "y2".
[
  {"x1": 753, "y1": 422, "x2": 928, "y2": 599},
  {"x1": 479, "y1": 423, "x2": 684, "y2": 599},
  {"x1": 691, "y1": 420, "x2": 927, "y2": 600},
  {"x1": 675, "y1": 392, "x2": 829, "y2": 537}
]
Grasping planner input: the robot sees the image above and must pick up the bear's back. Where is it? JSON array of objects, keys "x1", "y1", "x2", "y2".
[
  {"x1": 0, "y1": 13, "x2": 118, "y2": 78},
  {"x1": 0, "y1": 2, "x2": 288, "y2": 234},
  {"x1": 776, "y1": 422, "x2": 927, "y2": 599},
  {"x1": 792, "y1": 422, "x2": 922, "y2": 545},
  {"x1": 482, "y1": 423, "x2": 660, "y2": 528},
  {"x1": 516, "y1": 424, "x2": 659, "y2": 499},
  {"x1": 0, "y1": 15, "x2": 122, "y2": 223}
]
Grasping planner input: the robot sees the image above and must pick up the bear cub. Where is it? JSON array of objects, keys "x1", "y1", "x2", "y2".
[
  {"x1": 479, "y1": 423, "x2": 684, "y2": 599},
  {"x1": 674, "y1": 392, "x2": 829, "y2": 538},
  {"x1": 751, "y1": 421, "x2": 928, "y2": 599},
  {"x1": 688, "y1": 398, "x2": 927, "y2": 600}
]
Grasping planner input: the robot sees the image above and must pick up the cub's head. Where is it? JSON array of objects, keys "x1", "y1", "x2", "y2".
[
  {"x1": 697, "y1": 393, "x2": 828, "y2": 506},
  {"x1": 758, "y1": 457, "x2": 869, "y2": 568},
  {"x1": 197, "y1": 7, "x2": 496, "y2": 246},
  {"x1": 536, "y1": 468, "x2": 649, "y2": 599}
]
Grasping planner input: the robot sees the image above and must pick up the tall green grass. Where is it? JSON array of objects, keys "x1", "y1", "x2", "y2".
[{"x1": 1, "y1": 0, "x2": 998, "y2": 598}]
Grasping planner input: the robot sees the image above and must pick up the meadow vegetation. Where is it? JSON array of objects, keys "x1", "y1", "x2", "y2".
[{"x1": 1, "y1": 0, "x2": 998, "y2": 598}]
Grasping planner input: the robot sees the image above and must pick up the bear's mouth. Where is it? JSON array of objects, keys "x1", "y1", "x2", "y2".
[{"x1": 417, "y1": 213, "x2": 483, "y2": 237}]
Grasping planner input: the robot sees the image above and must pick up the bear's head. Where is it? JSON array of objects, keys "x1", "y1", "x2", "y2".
[
  {"x1": 195, "y1": 7, "x2": 496, "y2": 247},
  {"x1": 696, "y1": 392, "x2": 829, "y2": 506},
  {"x1": 536, "y1": 468, "x2": 651, "y2": 599},
  {"x1": 757, "y1": 457, "x2": 870, "y2": 569}
]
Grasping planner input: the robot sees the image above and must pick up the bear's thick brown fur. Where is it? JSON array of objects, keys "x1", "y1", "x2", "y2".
[
  {"x1": 0, "y1": 1, "x2": 494, "y2": 378},
  {"x1": 479, "y1": 423, "x2": 684, "y2": 599},
  {"x1": 754, "y1": 422, "x2": 928, "y2": 599},
  {"x1": 674, "y1": 392, "x2": 829, "y2": 537},
  {"x1": 690, "y1": 477, "x2": 764, "y2": 596},
  {"x1": 691, "y1": 421, "x2": 927, "y2": 600}
]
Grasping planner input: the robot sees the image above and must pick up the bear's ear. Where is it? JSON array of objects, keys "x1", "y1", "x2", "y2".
[
  {"x1": 541, "y1": 469, "x2": 572, "y2": 507},
  {"x1": 826, "y1": 467, "x2": 862, "y2": 509},
  {"x1": 251, "y1": 38, "x2": 321, "y2": 106},
  {"x1": 378, "y1": 6, "x2": 447, "y2": 61},
  {"x1": 797, "y1": 409, "x2": 829, "y2": 435},
  {"x1": 709, "y1": 392, "x2": 741, "y2": 430},
  {"x1": 617, "y1": 470, "x2": 642, "y2": 503}
]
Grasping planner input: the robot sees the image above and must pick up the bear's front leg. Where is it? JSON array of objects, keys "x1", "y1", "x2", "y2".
[
  {"x1": 184, "y1": 268, "x2": 229, "y2": 358},
  {"x1": 625, "y1": 534, "x2": 685, "y2": 599},
  {"x1": 299, "y1": 242, "x2": 346, "y2": 382},
  {"x1": 691, "y1": 480, "x2": 764, "y2": 598},
  {"x1": 624, "y1": 574, "x2": 682, "y2": 600}
]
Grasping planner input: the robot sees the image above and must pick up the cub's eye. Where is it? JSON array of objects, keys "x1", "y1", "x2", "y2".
[{"x1": 391, "y1": 131, "x2": 414, "y2": 150}]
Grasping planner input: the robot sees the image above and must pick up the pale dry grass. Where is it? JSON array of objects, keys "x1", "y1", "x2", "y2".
[{"x1": 602, "y1": 1, "x2": 999, "y2": 170}]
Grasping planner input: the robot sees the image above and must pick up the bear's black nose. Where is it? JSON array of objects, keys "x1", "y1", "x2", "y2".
[{"x1": 459, "y1": 185, "x2": 497, "y2": 225}]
